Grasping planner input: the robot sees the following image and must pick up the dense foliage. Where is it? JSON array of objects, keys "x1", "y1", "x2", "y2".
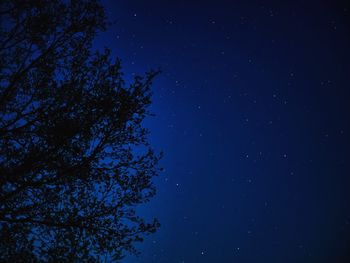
[{"x1": 0, "y1": 0, "x2": 161, "y2": 261}]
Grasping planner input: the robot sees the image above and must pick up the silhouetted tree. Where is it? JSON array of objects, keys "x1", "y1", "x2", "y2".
[{"x1": 0, "y1": 0, "x2": 161, "y2": 261}]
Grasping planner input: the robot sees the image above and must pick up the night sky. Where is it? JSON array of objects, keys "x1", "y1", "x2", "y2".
[{"x1": 97, "y1": 1, "x2": 350, "y2": 262}]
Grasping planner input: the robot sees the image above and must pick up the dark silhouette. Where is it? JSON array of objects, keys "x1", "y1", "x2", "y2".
[{"x1": 0, "y1": 0, "x2": 161, "y2": 261}]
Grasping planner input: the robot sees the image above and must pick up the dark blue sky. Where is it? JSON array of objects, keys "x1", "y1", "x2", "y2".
[{"x1": 97, "y1": 1, "x2": 350, "y2": 262}]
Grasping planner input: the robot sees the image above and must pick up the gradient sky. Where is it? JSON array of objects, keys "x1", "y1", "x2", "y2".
[{"x1": 96, "y1": 1, "x2": 350, "y2": 262}]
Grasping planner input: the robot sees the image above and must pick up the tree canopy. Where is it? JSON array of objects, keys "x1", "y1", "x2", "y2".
[{"x1": 0, "y1": 0, "x2": 161, "y2": 261}]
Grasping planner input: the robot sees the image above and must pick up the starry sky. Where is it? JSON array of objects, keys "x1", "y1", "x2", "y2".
[{"x1": 97, "y1": 1, "x2": 350, "y2": 262}]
